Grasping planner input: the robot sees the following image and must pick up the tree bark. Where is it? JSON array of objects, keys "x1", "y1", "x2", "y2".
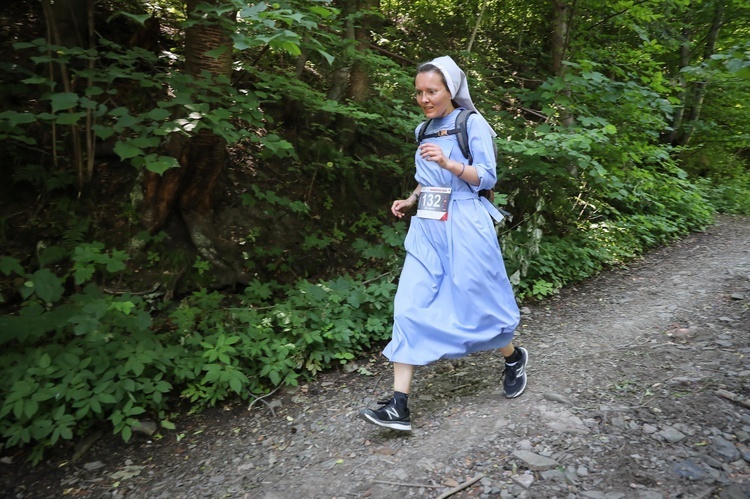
[
  {"x1": 681, "y1": 0, "x2": 724, "y2": 146},
  {"x1": 551, "y1": 0, "x2": 570, "y2": 77},
  {"x1": 344, "y1": 2, "x2": 372, "y2": 105},
  {"x1": 467, "y1": 0, "x2": 488, "y2": 54},
  {"x1": 551, "y1": 0, "x2": 575, "y2": 129},
  {"x1": 327, "y1": 0, "x2": 375, "y2": 151},
  {"x1": 668, "y1": 24, "x2": 691, "y2": 146},
  {"x1": 140, "y1": 0, "x2": 246, "y2": 286}
]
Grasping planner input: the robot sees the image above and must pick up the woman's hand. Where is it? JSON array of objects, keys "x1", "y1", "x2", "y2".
[
  {"x1": 392, "y1": 194, "x2": 418, "y2": 218},
  {"x1": 419, "y1": 143, "x2": 479, "y2": 185},
  {"x1": 418, "y1": 143, "x2": 448, "y2": 168}
]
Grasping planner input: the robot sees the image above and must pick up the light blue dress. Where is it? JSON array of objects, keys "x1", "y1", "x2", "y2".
[{"x1": 383, "y1": 108, "x2": 520, "y2": 366}]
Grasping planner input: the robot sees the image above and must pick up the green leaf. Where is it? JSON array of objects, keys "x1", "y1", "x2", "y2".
[
  {"x1": 128, "y1": 406, "x2": 146, "y2": 416},
  {"x1": 92, "y1": 124, "x2": 115, "y2": 140},
  {"x1": 203, "y1": 367, "x2": 220, "y2": 382},
  {"x1": 71, "y1": 316, "x2": 98, "y2": 335},
  {"x1": 72, "y1": 265, "x2": 95, "y2": 285},
  {"x1": 56, "y1": 112, "x2": 86, "y2": 125},
  {"x1": 229, "y1": 376, "x2": 242, "y2": 393},
  {"x1": 205, "y1": 46, "x2": 229, "y2": 59},
  {"x1": 239, "y1": 2, "x2": 267, "y2": 19},
  {"x1": 22, "y1": 75, "x2": 50, "y2": 85},
  {"x1": 30, "y1": 419, "x2": 53, "y2": 439},
  {"x1": 130, "y1": 136, "x2": 160, "y2": 149},
  {"x1": 115, "y1": 113, "x2": 141, "y2": 129},
  {"x1": 112, "y1": 11, "x2": 151, "y2": 25},
  {"x1": 109, "y1": 107, "x2": 130, "y2": 117},
  {"x1": 0, "y1": 257, "x2": 24, "y2": 276},
  {"x1": 30, "y1": 268, "x2": 64, "y2": 304},
  {"x1": 233, "y1": 36, "x2": 254, "y2": 51},
  {"x1": 130, "y1": 359, "x2": 145, "y2": 376},
  {"x1": 146, "y1": 108, "x2": 171, "y2": 121},
  {"x1": 277, "y1": 40, "x2": 301, "y2": 57},
  {"x1": 114, "y1": 141, "x2": 142, "y2": 160},
  {"x1": 13, "y1": 38, "x2": 46, "y2": 49},
  {"x1": 50, "y1": 93, "x2": 79, "y2": 113},
  {"x1": 144, "y1": 154, "x2": 179, "y2": 175},
  {"x1": 0, "y1": 111, "x2": 37, "y2": 127},
  {"x1": 317, "y1": 49, "x2": 334, "y2": 65},
  {"x1": 85, "y1": 86, "x2": 104, "y2": 97},
  {"x1": 309, "y1": 6, "x2": 334, "y2": 18},
  {"x1": 98, "y1": 393, "x2": 117, "y2": 404},
  {"x1": 24, "y1": 399, "x2": 39, "y2": 419},
  {"x1": 90, "y1": 398, "x2": 102, "y2": 414},
  {"x1": 39, "y1": 353, "x2": 52, "y2": 369}
]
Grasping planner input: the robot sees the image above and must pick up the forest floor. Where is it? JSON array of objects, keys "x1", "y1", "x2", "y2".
[{"x1": 2, "y1": 214, "x2": 750, "y2": 499}]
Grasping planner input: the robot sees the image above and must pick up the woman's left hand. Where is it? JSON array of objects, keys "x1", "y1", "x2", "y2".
[
  {"x1": 418, "y1": 143, "x2": 448, "y2": 169},
  {"x1": 419, "y1": 143, "x2": 473, "y2": 182}
]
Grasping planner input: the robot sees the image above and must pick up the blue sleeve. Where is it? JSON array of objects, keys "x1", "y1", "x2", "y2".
[{"x1": 466, "y1": 114, "x2": 497, "y2": 192}]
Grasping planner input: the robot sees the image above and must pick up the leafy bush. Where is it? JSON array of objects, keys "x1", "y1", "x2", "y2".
[
  {"x1": 0, "y1": 238, "x2": 399, "y2": 463},
  {"x1": 695, "y1": 175, "x2": 750, "y2": 215},
  {"x1": 0, "y1": 250, "x2": 176, "y2": 464}
]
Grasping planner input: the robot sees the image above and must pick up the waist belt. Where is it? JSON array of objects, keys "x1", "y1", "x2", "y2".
[{"x1": 449, "y1": 191, "x2": 506, "y2": 224}]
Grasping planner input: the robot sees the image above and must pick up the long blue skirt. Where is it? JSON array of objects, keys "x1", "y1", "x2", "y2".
[{"x1": 382, "y1": 196, "x2": 520, "y2": 365}]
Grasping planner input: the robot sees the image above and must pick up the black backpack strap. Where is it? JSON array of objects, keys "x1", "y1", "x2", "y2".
[
  {"x1": 416, "y1": 110, "x2": 476, "y2": 164},
  {"x1": 453, "y1": 109, "x2": 474, "y2": 164},
  {"x1": 416, "y1": 118, "x2": 433, "y2": 144}
]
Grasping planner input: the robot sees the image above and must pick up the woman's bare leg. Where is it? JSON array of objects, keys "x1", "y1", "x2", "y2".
[
  {"x1": 499, "y1": 343, "x2": 515, "y2": 358},
  {"x1": 393, "y1": 362, "x2": 414, "y2": 394}
]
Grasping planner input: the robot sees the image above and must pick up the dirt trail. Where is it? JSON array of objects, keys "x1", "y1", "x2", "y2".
[{"x1": 3, "y1": 215, "x2": 749, "y2": 499}]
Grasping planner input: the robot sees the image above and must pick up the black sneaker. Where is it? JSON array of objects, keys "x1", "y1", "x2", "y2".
[
  {"x1": 503, "y1": 346, "x2": 528, "y2": 398},
  {"x1": 358, "y1": 398, "x2": 411, "y2": 431}
]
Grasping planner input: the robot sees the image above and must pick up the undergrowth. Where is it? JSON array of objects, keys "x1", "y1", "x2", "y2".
[{"x1": 0, "y1": 240, "x2": 398, "y2": 464}]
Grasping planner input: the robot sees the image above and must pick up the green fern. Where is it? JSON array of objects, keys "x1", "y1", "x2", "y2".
[{"x1": 62, "y1": 217, "x2": 92, "y2": 248}]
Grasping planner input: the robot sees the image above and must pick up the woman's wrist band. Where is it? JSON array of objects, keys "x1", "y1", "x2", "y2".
[{"x1": 457, "y1": 163, "x2": 466, "y2": 178}]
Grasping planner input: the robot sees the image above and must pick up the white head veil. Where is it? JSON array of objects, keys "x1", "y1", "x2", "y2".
[{"x1": 426, "y1": 55, "x2": 497, "y2": 137}]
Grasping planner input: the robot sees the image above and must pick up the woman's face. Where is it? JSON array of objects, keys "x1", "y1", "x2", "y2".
[{"x1": 415, "y1": 70, "x2": 454, "y2": 119}]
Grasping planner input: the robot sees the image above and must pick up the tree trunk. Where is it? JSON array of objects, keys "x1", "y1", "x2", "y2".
[
  {"x1": 681, "y1": 0, "x2": 724, "y2": 146},
  {"x1": 140, "y1": 0, "x2": 246, "y2": 286},
  {"x1": 330, "y1": 0, "x2": 375, "y2": 150},
  {"x1": 467, "y1": 0, "x2": 488, "y2": 54},
  {"x1": 326, "y1": 13, "x2": 355, "y2": 102},
  {"x1": 40, "y1": 0, "x2": 92, "y2": 189},
  {"x1": 551, "y1": 0, "x2": 570, "y2": 77},
  {"x1": 551, "y1": 0, "x2": 575, "y2": 129},
  {"x1": 668, "y1": 24, "x2": 691, "y2": 146}
]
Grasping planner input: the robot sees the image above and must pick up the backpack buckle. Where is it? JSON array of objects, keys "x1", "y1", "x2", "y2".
[{"x1": 437, "y1": 129, "x2": 448, "y2": 136}]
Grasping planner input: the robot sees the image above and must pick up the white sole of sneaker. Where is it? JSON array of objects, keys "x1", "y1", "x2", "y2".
[{"x1": 358, "y1": 410, "x2": 412, "y2": 431}]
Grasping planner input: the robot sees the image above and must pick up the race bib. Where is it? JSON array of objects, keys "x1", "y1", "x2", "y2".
[{"x1": 416, "y1": 187, "x2": 451, "y2": 220}]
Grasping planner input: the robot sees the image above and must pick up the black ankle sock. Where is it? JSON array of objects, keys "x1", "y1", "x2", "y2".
[
  {"x1": 504, "y1": 348, "x2": 521, "y2": 364},
  {"x1": 393, "y1": 391, "x2": 409, "y2": 406}
]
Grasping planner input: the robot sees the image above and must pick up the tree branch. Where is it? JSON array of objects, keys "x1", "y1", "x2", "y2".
[
  {"x1": 436, "y1": 474, "x2": 485, "y2": 499},
  {"x1": 587, "y1": 0, "x2": 654, "y2": 30},
  {"x1": 467, "y1": 0, "x2": 488, "y2": 53}
]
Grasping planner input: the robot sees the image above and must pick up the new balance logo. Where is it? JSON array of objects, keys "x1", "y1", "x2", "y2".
[{"x1": 385, "y1": 407, "x2": 401, "y2": 420}]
